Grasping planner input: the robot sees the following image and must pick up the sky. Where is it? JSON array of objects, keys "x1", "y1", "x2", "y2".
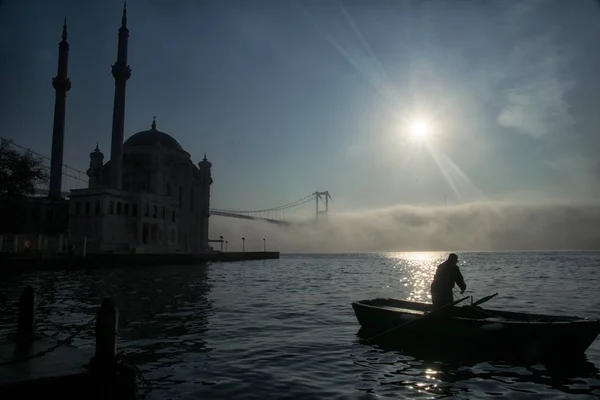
[{"x1": 1, "y1": 0, "x2": 600, "y2": 250}]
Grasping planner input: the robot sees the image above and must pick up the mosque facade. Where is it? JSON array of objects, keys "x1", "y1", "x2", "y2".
[{"x1": 50, "y1": 5, "x2": 214, "y2": 254}]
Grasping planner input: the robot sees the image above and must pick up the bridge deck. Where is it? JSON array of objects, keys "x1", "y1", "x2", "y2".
[{"x1": 210, "y1": 210, "x2": 291, "y2": 225}]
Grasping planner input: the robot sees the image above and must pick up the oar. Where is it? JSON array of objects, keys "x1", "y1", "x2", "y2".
[
  {"x1": 365, "y1": 295, "x2": 470, "y2": 343},
  {"x1": 472, "y1": 292, "x2": 498, "y2": 307}
]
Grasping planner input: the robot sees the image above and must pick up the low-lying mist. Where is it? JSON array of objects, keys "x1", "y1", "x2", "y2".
[{"x1": 210, "y1": 201, "x2": 600, "y2": 253}]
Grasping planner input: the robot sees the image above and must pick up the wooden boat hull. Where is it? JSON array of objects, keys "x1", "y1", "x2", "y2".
[{"x1": 352, "y1": 298, "x2": 600, "y2": 357}]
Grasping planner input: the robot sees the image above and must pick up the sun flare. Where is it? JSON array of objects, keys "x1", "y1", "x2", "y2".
[{"x1": 410, "y1": 121, "x2": 429, "y2": 140}]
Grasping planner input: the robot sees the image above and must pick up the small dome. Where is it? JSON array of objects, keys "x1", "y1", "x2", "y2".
[
  {"x1": 123, "y1": 117, "x2": 183, "y2": 151},
  {"x1": 199, "y1": 153, "x2": 212, "y2": 169},
  {"x1": 90, "y1": 143, "x2": 104, "y2": 158}
]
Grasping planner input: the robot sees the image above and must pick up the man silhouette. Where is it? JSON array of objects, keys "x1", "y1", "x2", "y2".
[{"x1": 430, "y1": 253, "x2": 466, "y2": 309}]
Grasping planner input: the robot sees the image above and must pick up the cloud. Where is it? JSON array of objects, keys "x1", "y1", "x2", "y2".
[
  {"x1": 496, "y1": 4, "x2": 575, "y2": 138},
  {"x1": 210, "y1": 201, "x2": 600, "y2": 253}
]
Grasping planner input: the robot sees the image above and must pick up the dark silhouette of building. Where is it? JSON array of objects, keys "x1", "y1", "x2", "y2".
[{"x1": 1, "y1": 5, "x2": 214, "y2": 254}]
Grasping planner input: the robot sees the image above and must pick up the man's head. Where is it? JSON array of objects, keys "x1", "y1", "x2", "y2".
[{"x1": 447, "y1": 253, "x2": 458, "y2": 264}]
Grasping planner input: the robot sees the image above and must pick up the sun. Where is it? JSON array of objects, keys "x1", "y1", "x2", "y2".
[{"x1": 410, "y1": 121, "x2": 429, "y2": 140}]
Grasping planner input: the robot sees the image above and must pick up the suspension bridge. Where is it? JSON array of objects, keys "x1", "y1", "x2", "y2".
[{"x1": 1, "y1": 138, "x2": 335, "y2": 225}]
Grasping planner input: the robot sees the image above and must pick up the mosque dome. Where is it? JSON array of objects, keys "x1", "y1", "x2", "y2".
[{"x1": 124, "y1": 117, "x2": 183, "y2": 151}]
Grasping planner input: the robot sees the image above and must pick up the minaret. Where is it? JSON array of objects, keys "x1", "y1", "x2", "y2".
[
  {"x1": 48, "y1": 18, "x2": 72, "y2": 199},
  {"x1": 109, "y1": 2, "x2": 132, "y2": 190},
  {"x1": 198, "y1": 154, "x2": 213, "y2": 251}
]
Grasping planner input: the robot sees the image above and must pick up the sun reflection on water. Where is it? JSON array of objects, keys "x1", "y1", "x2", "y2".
[{"x1": 385, "y1": 252, "x2": 445, "y2": 302}]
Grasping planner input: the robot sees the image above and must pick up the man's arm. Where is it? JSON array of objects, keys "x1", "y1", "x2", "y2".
[{"x1": 454, "y1": 266, "x2": 467, "y2": 293}]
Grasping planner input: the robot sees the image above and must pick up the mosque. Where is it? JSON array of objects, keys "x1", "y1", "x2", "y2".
[{"x1": 46, "y1": 6, "x2": 214, "y2": 254}]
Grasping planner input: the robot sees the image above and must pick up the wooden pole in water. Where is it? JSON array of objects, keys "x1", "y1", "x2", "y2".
[
  {"x1": 92, "y1": 297, "x2": 118, "y2": 368},
  {"x1": 90, "y1": 298, "x2": 139, "y2": 397},
  {"x1": 17, "y1": 286, "x2": 35, "y2": 342}
]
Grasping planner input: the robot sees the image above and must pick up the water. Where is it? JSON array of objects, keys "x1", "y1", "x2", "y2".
[{"x1": 1, "y1": 252, "x2": 600, "y2": 399}]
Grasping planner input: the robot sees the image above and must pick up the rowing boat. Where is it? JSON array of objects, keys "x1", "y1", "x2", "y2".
[{"x1": 351, "y1": 296, "x2": 600, "y2": 357}]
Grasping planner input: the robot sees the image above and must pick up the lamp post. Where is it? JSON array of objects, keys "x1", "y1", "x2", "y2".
[
  {"x1": 242, "y1": 237, "x2": 245, "y2": 252},
  {"x1": 219, "y1": 236, "x2": 223, "y2": 252},
  {"x1": 225, "y1": 240, "x2": 228, "y2": 252},
  {"x1": 263, "y1": 238, "x2": 266, "y2": 252}
]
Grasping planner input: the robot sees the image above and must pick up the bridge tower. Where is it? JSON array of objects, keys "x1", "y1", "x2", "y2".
[{"x1": 314, "y1": 191, "x2": 331, "y2": 221}]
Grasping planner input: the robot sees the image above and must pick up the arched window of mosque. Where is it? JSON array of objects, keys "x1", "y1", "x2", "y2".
[
  {"x1": 190, "y1": 189, "x2": 194, "y2": 212},
  {"x1": 85, "y1": 201, "x2": 90, "y2": 215},
  {"x1": 178, "y1": 186, "x2": 183, "y2": 209},
  {"x1": 158, "y1": 229, "x2": 163, "y2": 243},
  {"x1": 95, "y1": 201, "x2": 100, "y2": 215},
  {"x1": 132, "y1": 204, "x2": 138, "y2": 217},
  {"x1": 124, "y1": 203, "x2": 130, "y2": 216},
  {"x1": 167, "y1": 184, "x2": 172, "y2": 197},
  {"x1": 172, "y1": 210, "x2": 176, "y2": 222},
  {"x1": 144, "y1": 204, "x2": 149, "y2": 217},
  {"x1": 75, "y1": 202, "x2": 81, "y2": 215},
  {"x1": 117, "y1": 202, "x2": 122, "y2": 215},
  {"x1": 161, "y1": 206, "x2": 166, "y2": 219},
  {"x1": 108, "y1": 201, "x2": 114, "y2": 215},
  {"x1": 153, "y1": 205, "x2": 158, "y2": 218}
]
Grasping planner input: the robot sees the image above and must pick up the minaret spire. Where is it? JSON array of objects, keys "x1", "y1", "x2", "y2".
[
  {"x1": 62, "y1": 17, "x2": 67, "y2": 41},
  {"x1": 109, "y1": 2, "x2": 132, "y2": 190},
  {"x1": 121, "y1": 2, "x2": 127, "y2": 28},
  {"x1": 48, "y1": 18, "x2": 72, "y2": 199}
]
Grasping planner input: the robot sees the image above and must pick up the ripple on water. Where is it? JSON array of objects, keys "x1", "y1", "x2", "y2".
[{"x1": 0, "y1": 253, "x2": 600, "y2": 399}]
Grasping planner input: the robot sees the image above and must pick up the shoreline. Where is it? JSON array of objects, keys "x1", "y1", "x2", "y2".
[{"x1": 0, "y1": 251, "x2": 280, "y2": 271}]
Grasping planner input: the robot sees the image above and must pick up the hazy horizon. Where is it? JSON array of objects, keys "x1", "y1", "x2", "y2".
[{"x1": 211, "y1": 199, "x2": 600, "y2": 253}]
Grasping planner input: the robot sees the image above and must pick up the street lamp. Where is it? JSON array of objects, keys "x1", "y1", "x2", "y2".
[
  {"x1": 225, "y1": 240, "x2": 228, "y2": 252},
  {"x1": 263, "y1": 238, "x2": 266, "y2": 252},
  {"x1": 219, "y1": 236, "x2": 223, "y2": 252},
  {"x1": 242, "y1": 237, "x2": 245, "y2": 252}
]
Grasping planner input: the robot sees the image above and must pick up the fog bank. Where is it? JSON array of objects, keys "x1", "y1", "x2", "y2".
[{"x1": 210, "y1": 201, "x2": 600, "y2": 253}]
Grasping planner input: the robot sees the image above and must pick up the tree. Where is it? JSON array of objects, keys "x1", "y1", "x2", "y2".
[
  {"x1": 0, "y1": 139, "x2": 50, "y2": 234},
  {"x1": 0, "y1": 139, "x2": 48, "y2": 199}
]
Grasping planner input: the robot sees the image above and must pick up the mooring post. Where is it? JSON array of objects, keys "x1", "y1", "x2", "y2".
[
  {"x1": 16, "y1": 286, "x2": 35, "y2": 342},
  {"x1": 91, "y1": 297, "x2": 118, "y2": 368},
  {"x1": 90, "y1": 297, "x2": 138, "y2": 398}
]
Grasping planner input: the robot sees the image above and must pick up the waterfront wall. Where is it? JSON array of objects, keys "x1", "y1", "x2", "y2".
[
  {"x1": 0, "y1": 233, "x2": 275, "y2": 257},
  {"x1": 0, "y1": 250, "x2": 280, "y2": 271}
]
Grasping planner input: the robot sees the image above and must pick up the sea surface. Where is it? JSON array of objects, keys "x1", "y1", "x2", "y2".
[{"x1": 1, "y1": 252, "x2": 600, "y2": 399}]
